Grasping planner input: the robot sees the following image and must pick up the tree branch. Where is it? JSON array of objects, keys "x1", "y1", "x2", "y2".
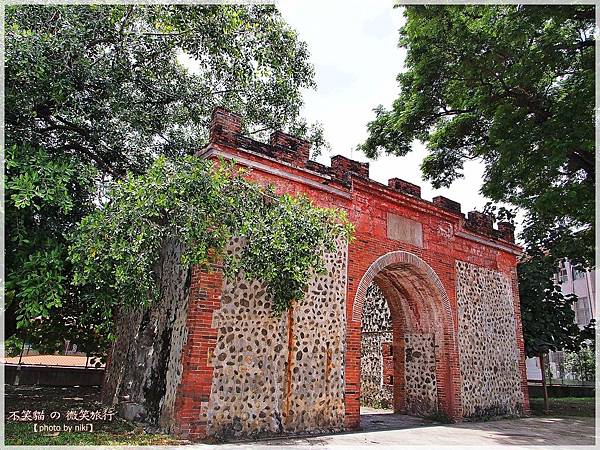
[
  {"x1": 53, "y1": 143, "x2": 121, "y2": 179},
  {"x1": 566, "y1": 149, "x2": 595, "y2": 180},
  {"x1": 436, "y1": 108, "x2": 475, "y2": 118},
  {"x1": 119, "y1": 6, "x2": 134, "y2": 35},
  {"x1": 126, "y1": 31, "x2": 190, "y2": 37},
  {"x1": 247, "y1": 126, "x2": 274, "y2": 135}
]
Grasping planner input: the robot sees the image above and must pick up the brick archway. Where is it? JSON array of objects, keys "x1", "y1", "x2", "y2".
[
  {"x1": 352, "y1": 251, "x2": 454, "y2": 327},
  {"x1": 351, "y1": 251, "x2": 462, "y2": 420}
]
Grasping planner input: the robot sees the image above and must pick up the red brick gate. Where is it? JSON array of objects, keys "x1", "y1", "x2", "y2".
[{"x1": 169, "y1": 108, "x2": 529, "y2": 439}]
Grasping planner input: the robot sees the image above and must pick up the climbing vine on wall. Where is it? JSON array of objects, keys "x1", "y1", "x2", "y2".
[{"x1": 69, "y1": 156, "x2": 354, "y2": 319}]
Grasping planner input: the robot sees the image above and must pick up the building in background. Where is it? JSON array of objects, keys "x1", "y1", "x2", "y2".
[{"x1": 526, "y1": 260, "x2": 596, "y2": 380}]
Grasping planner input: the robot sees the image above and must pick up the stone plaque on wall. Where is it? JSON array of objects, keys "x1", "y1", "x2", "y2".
[{"x1": 387, "y1": 213, "x2": 423, "y2": 247}]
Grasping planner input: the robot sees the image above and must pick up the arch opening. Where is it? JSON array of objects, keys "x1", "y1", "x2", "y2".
[{"x1": 357, "y1": 252, "x2": 459, "y2": 425}]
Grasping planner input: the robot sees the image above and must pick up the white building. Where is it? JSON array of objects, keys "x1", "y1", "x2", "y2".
[{"x1": 526, "y1": 260, "x2": 595, "y2": 381}]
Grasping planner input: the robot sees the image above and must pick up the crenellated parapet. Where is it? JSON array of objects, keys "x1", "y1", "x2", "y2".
[
  {"x1": 388, "y1": 178, "x2": 421, "y2": 198},
  {"x1": 331, "y1": 155, "x2": 370, "y2": 182},
  {"x1": 269, "y1": 130, "x2": 311, "y2": 166},
  {"x1": 204, "y1": 107, "x2": 517, "y2": 245},
  {"x1": 433, "y1": 196, "x2": 462, "y2": 214},
  {"x1": 464, "y1": 211, "x2": 515, "y2": 243}
]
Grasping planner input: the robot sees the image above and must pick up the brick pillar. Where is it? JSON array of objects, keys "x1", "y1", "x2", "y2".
[
  {"x1": 209, "y1": 107, "x2": 242, "y2": 147},
  {"x1": 442, "y1": 325, "x2": 464, "y2": 421},
  {"x1": 173, "y1": 266, "x2": 223, "y2": 440},
  {"x1": 511, "y1": 265, "x2": 531, "y2": 414},
  {"x1": 269, "y1": 130, "x2": 311, "y2": 167},
  {"x1": 344, "y1": 323, "x2": 361, "y2": 429}
]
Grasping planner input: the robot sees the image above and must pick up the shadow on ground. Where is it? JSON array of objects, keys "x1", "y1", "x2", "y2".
[
  {"x1": 205, "y1": 407, "x2": 595, "y2": 448},
  {"x1": 353, "y1": 406, "x2": 596, "y2": 447},
  {"x1": 359, "y1": 406, "x2": 433, "y2": 432},
  {"x1": 5, "y1": 386, "x2": 595, "y2": 447}
]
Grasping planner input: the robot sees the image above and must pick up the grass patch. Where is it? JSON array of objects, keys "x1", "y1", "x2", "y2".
[
  {"x1": 4, "y1": 385, "x2": 186, "y2": 446},
  {"x1": 529, "y1": 397, "x2": 595, "y2": 417},
  {"x1": 5, "y1": 422, "x2": 183, "y2": 446}
]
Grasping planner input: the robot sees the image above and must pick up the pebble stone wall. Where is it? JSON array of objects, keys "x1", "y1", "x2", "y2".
[
  {"x1": 404, "y1": 333, "x2": 437, "y2": 416},
  {"x1": 360, "y1": 283, "x2": 438, "y2": 416},
  {"x1": 360, "y1": 284, "x2": 393, "y2": 408},
  {"x1": 103, "y1": 108, "x2": 529, "y2": 441},
  {"x1": 206, "y1": 237, "x2": 348, "y2": 439},
  {"x1": 456, "y1": 260, "x2": 524, "y2": 418}
]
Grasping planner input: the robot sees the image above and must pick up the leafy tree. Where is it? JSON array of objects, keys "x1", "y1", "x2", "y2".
[
  {"x1": 518, "y1": 253, "x2": 594, "y2": 359},
  {"x1": 564, "y1": 348, "x2": 595, "y2": 381},
  {"x1": 6, "y1": 5, "x2": 324, "y2": 348},
  {"x1": 359, "y1": 5, "x2": 594, "y2": 267},
  {"x1": 4, "y1": 336, "x2": 25, "y2": 358},
  {"x1": 517, "y1": 251, "x2": 594, "y2": 411},
  {"x1": 68, "y1": 156, "x2": 353, "y2": 329},
  {"x1": 6, "y1": 145, "x2": 98, "y2": 344}
]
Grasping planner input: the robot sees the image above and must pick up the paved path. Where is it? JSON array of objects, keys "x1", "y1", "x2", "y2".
[{"x1": 189, "y1": 411, "x2": 595, "y2": 448}]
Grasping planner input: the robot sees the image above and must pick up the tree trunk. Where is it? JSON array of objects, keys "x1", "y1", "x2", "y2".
[
  {"x1": 101, "y1": 239, "x2": 191, "y2": 431},
  {"x1": 539, "y1": 352, "x2": 549, "y2": 413}
]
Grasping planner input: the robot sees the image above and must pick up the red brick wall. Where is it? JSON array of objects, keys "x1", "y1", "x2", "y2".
[
  {"x1": 381, "y1": 341, "x2": 394, "y2": 389},
  {"x1": 175, "y1": 108, "x2": 529, "y2": 438}
]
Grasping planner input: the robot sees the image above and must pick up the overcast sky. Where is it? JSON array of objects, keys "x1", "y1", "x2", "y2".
[{"x1": 277, "y1": 0, "x2": 490, "y2": 214}]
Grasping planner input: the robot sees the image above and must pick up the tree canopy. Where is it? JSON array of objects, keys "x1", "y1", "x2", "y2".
[
  {"x1": 564, "y1": 347, "x2": 595, "y2": 381},
  {"x1": 360, "y1": 5, "x2": 595, "y2": 356},
  {"x1": 5, "y1": 4, "x2": 324, "y2": 348},
  {"x1": 360, "y1": 5, "x2": 594, "y2": 267}
]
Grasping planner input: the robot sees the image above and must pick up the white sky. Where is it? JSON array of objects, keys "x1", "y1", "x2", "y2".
[{"x1": 277, "y1": 0, "x2": 490, "y2": 214}]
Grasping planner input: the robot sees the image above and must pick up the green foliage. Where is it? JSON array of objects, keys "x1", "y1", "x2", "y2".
[
  {"x1": 6, "y1": 5, "x2": 324, "y2": 165},
  {"x1": 361, "y1": 397, "x2": 390, "y2": 410},
  {"x1": 6, "y1": 144, "x2": 98, "y2": 339},
  {"x1": 518, "y1": 252, "x2": 594, "y2": 358},
  {"x1": 360, "y1": 5, "x2": 594, "y2": 266},
  {"x1": 69, "y1": 156, "x2": 353, "y2": 317},
  {"x1": 6, "y1": 4, "x2": 323, "y2": 348},
  {"x1": 564, "y1": 348, "x2": 595, "y2": 381},
  {"x1": 4, "y1": 336, "x2": 24, "y2": 357}
]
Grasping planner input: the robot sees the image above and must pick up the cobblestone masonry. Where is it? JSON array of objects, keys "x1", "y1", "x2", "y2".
[
  {"x1": 360, "y1": 284, "x2": 393, "y2": 408},
  {"x1": 404, "y1": 333, "x2": 437, "y2": 416},
  {"x1": 456, "y1": 261, "x2": 524, "y2": 418},
  {"x1": 206, "y1": 237, "x2": 348, "y2": 439}
]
